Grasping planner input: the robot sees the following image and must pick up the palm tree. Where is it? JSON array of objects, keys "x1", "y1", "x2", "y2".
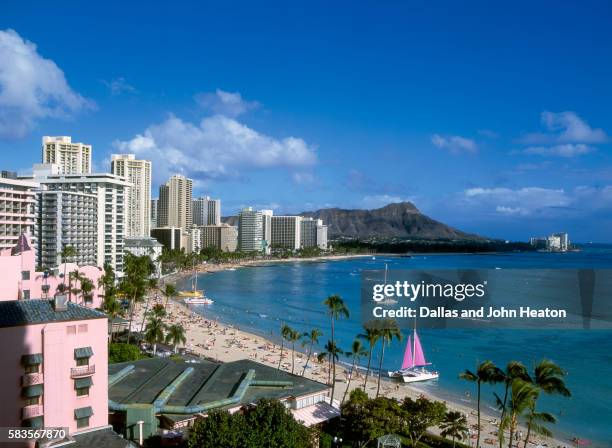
[
  {"x1": 286, "y1": 327, "x2": 301, "y2": 374},
  {"x1": 122, "y1": 254, "x2": 154, "y2": 344},
  {"x1": 322, "y1": 295, "x2": 349, "y2": 404},
  {"x1": 319, "y1": 340, "x2": 342, "y2": 388},
  {"x1": 165, "y1": 324, "x2": 187, "y2": 353},
  {"x1": 144, "y1": 316, "x2": 166, "y2": 356},
  {"x1": 59, "y1": 245, "x2": 77, "y2": 298},
  {"x1": 494, "y1": 362, "x2": 530, "y2": 448},
  {"x1": 163, "y1": 283, "x2": 177, "y2": 307},
  {"x1": 301, "y1": 328, "x2": 323, "y2": 376},
  {"x1": 460, "y1": 360, "x2": 505, "y2": 448},
  {"x1": 342, "y1": 339, "x2": 367, "y2": 405},
  {"x1": 151, "y1": 303, "x2": 167, "y2": 320},
  {"x1": 522, "y1": 360, "x2": 570, "y2": 448},
  {"x1": 358, "y1": 325, "x2": 380, "y2": 390},
  {"x1": 79, "y1": 276, "x2": 94, "y2": 305},
  {"x1": 102, "y1": 295, "x2": 123, "y2": 342},
  {"x1": 375, "y1": 320, "x2": 402, "y2": 398},
  {"x1": 278, "y1": 323, "x2": 291, "y2": 370},
  {"x1": 440, "y1": 411, "x2": 469, "y2": 448},
  {"x1": 500, "y1": 379, "x2": 538, "y2": 448}
]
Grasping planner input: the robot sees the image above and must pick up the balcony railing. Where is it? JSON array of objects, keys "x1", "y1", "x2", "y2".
[
  {"x1": 22, "y1": 405, "x2": 43, "y2": 419},
  {"x1": 70, "y1": 365, "x2": 95, "y2": 378},
  {"x1": 22, "y1": 373, "x2": 44, "y2": 387}
]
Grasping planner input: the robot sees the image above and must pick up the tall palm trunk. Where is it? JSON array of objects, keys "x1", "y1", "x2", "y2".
[
  {"x1": 291, "y1": 341, "x2": 296, "y2": 374},
  {"x1": 302, "y1": 341, "x2": 314, "y2": 376},
  {"x1": 342, "y1": 355, "x2": 357, "y2": 405},
  {"x1": 277, "y1": 340, "x2": 284, "y2": 370},
  {"x1": 507, "y1": 414, "x2": 517, "y2": 448},
  {"x1": 329, "y1": 316, "x2": 336, "y2": 404},
  {"x1": 126, "y1": 292, "x2": 137, "y2": 344},
  {"x1": 139, "y1": 296, "x2": 152, "y2": 333},
  {"x1": 363, "y1": 346, "x2": 373, "y2": 390},
  {"x1": 499, "y1": 383, "x2": 510, "y2": 448},
  {"x1": 477, "y1": 381, "x2": 482, "y2": 448},
  {"x1": 376, "y1": 338, "x2": 386, "y2": 398},
  {"x1": 523, "y1": 406, "x2": 534, "y2": 448}
]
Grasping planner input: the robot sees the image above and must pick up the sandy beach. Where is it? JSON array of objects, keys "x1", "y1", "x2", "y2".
[{"x1": 132, "y1": 272, "x2": 571, "y2": 448}]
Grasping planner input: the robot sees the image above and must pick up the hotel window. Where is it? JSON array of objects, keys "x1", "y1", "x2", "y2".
[
  {"x1": 22, "y1": 290, "x2": 30, "y2": 300},
  {"x1": 24, "y1": 397, "x2": 39, "y2": 406},
  {"x1": 24, "y1": 364, "x2": 39, "y2": 374},
  {"x1": 66, "y1": 325, "x2": 76, "y2": 335},
  {"x1": 75, "y1": 377, "x2": 92, "y2": 397},
  {"x1": 74, "y1": 346, "x2": 93, "y2": 366},
  {"x1": 78, "y1": 324, "x2": 88, "y2": 333},
  {"x1": 21, "y1": 270, "x2": 30, "y2": 280},
  {"x1": 74, "y1": 406, "x2": 92, "y2": 428}
]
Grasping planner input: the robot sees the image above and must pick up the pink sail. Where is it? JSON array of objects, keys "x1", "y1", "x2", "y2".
[
  {"x1": 401, "y1": 335, "x2": 413, "y2": 369},
  {"x1": 413, "y1": 330, "x2": 430, "y2": 366}
]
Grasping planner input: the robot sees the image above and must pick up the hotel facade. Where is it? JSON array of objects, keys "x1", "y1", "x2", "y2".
[
  {"x1": 0, "y1": 175, "x2": 38, "y2": 252},
  {"x1": 42, "y1": 136, "x2": 92, "y2": 175},
  {"x1": 111, "y1": 154, "x2": 152, "y2": 238}
]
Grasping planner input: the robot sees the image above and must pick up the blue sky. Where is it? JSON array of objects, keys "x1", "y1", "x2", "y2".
[{"x1": 1, "y1": 1, "x2": 612, "y2": 242}]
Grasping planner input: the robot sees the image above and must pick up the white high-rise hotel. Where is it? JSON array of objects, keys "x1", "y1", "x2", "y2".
[
  {"x1": 238, "y1": 207, "x2": 263, "y2": 252},
  {"x1": 111, "y1": 154, "x2": 152, "y2": 237},
  {"x1": 0, "y1": 176, "x2": 38, "y2": 251},
  {"x1": 42, "y1": 136, "x2": 92, "y2": 174}
]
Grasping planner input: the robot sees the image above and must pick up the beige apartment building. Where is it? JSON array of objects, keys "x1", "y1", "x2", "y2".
[
  {"x1": 0, "y1": 175, "x2": 38, "y2": 251},
  {"x1": 158, "y1": 175, "x2": 192, "y2": 231},
  {"x1": 199, "y1": 224, "x2": 238, "y2": 252},
  {"x1": 42, "y1": 136, "x2": 92, "y2": 174},
  {"x1": 111, "y1": 154, "x2": 152, "y2": 237}
]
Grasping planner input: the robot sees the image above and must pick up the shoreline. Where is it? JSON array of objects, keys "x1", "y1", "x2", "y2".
[{"x1": 132, "y1": 297, "x2": 570, "y2": 448}]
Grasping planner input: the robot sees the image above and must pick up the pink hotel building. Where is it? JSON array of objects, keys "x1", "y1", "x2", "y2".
[{"x1": 0, "y1": 236, "x2": 131, "y2": 447}]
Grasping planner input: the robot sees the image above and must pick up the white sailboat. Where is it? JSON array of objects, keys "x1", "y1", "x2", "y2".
[
  {"x1": 179, "y1": 260, "x2": 214, "y2": 305},
  {"x1": 388, "y1": 323, "x2": 439, "y2": 383}
]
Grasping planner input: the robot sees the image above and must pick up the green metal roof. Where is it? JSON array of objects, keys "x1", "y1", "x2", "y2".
[
  {"x1": 75, "y1": 377, "x2": 93, "y2": 389},
  {"x1": 74, "y1": 346, "x2": 94, "y2": 359},
  {"x1": 21, "y1": 353, "x2": 43, "y2": 365},
  {"x1": 22, "y1": 384, "x2": 43, "y2": 398},
  {"x1": 74, "y1": 406, "x2": 93, "y2": 419},
  {"x1": 108, "y1": 357, "x2": 329, "y2": 419},
  {"x1": 0, "y1": 300, "x2": 106, "y2": 328}
]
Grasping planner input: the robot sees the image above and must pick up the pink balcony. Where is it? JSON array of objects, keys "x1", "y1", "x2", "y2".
[
  {"x1": 22, "y1": 405, "x2": 43, "y2": 419},
  {"x1": 22, "y1": 373, "x2": 44, "y2": 387},
  {"x1": 70, "y1": 365, "x2": 95, "y2": 378}
]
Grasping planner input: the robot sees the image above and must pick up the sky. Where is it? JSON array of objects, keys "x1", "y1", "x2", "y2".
[{"x1": 1, "y1": 1, "x2": 612, "y2": 242}]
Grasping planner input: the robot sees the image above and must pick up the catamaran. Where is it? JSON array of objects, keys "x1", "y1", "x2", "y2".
[
  {"x1": 388, "y1": 325, "x2": 439, "y2": 383},
  {"x1": 179, "y1": 261, "x2": 214, "y2": 305}
]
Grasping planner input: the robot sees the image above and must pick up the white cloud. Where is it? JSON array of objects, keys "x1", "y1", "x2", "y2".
[
  {"x1": 431, "y1": 134, "x2": 477, "y2": 154},
  {"x1": 478, "y1": 129, "x2": 499, "y2": 139},
  {"x1": 464, "y1": 187, "x2": 569, "y2": 216},
  {"x1": 195, "y1": 89, "x2": 259, "y2": 117},
  {"x1": 523, "y1": 143, "x2": 595, "y2": 157},
  {"x1": 102, "y1": 77, "x2": 135, "y2": 95},
  {"x1": 292, "y1": 172, "x2": 315, "y2": 184},
  {"x1": 114, "y1": 114, "x2": 316, "y2": 183},
  {"x1": 0, "y1": 29, "x2": 92, "y2": 138},
  {"x1": 521, "y1": 111, "x2": 608, "y2": 145}
]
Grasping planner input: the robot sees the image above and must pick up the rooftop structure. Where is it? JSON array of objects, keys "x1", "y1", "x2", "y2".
[{"x1": 108, "y1": 357, "x2": 336, "y2": 439}]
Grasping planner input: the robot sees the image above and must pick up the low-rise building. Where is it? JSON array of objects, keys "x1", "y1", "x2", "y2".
[
  {"x1": 0, "y1": 234, "x2": 104, "y2": 307},
  {"x1": 108, "y1": 357, "x2": 338, "y2": 442},
  {"x1": 123, "y1": 237, "x2": 163, "y2": 278}
]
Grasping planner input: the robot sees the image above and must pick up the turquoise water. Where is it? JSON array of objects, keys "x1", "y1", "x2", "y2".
[{"x1": 182, "y1": 247, "x2": 612, "y2": 446}]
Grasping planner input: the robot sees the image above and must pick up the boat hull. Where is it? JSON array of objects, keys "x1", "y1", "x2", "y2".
[{"x1": 388, "y1": 370, "x2": 439, "y2": 383}]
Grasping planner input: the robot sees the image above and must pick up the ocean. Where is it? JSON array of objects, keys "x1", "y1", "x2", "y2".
[{"x1": 179, "y1": 246, "x2": 612, "y2": 446}]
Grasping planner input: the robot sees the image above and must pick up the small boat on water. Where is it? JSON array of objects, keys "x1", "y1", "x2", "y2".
[
  {"x1": 184, "y1": 296, "x2": 214, "y2": 305},
  {"x1": 389, "y1": 323, "x2": 439, "y2": 383},
  {"x1": 179, "y1": 260, "x2": 214, "y2": 305}
]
